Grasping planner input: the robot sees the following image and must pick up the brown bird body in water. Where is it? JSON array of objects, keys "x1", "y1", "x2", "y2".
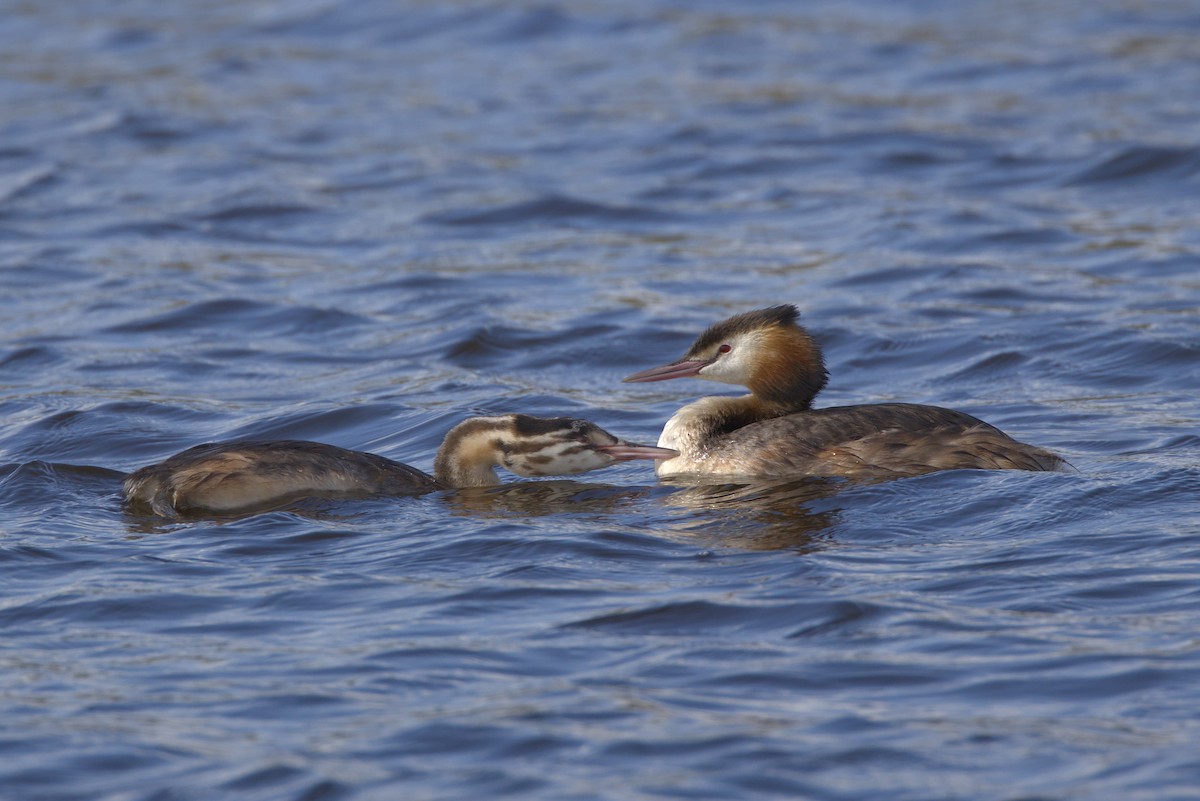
[
  {"x1": 124, "y1": 414, "x2": 676, "y2": 516},
  {"x1": 624, "y1": 306, "x2": 1065, "y2": 479}
]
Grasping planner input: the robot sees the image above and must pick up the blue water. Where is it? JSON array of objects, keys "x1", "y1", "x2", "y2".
[{"x1": 2, "y1": 1, "x2": 1199, "y2": 799}]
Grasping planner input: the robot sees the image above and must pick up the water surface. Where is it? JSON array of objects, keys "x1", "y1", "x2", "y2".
[{"x1": 2, "y1": 2, "x2": 1199, "y2": 799}]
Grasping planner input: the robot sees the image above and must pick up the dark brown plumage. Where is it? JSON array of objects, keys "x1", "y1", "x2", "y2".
[
  {"x1": 687, "y1": 403, "x2": 1065, "y2": 478},
  {"x1": 124, "y1": 440, "x2": 439, "y2": 516}
]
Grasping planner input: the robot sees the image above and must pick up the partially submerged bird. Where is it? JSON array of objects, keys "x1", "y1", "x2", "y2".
[
  {"x1": 624, "y1": 305, "x2": 1065, "y2": 479},
  {"x1": 124, "y1": 414, "x2": 676, "y2": 516}
]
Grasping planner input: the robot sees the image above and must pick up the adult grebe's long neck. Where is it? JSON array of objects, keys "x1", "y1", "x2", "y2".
[{"x1": 657, "y1": 394, "x2": 792, "y2": 455}]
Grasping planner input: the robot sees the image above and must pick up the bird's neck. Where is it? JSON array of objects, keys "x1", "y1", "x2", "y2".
[
  {"x1": 742, "y1": 329, "x2": 828, "y2": 409},
  {"x1": 432, "y1": 420, "x2": 505, "y2": 488},
  {"x1": 658, "y1": 393, "x2": 794, "y2": 453}
]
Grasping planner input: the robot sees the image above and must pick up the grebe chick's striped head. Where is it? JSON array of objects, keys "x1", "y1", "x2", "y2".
[
  {"x1": 433, "y1": 414, "x2": 678, "y2": 488},
  {"x1": 623, "y1": 305, "x2": 828, "y2": 408}
]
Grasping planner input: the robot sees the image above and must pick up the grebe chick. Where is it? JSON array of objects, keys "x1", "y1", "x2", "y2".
[
  {"x1": 124, "y1": 414, "x2": 677, "y2": 516},
  {"x1": 624, "y1": 306, "x2": 1065, "y2": 478}
]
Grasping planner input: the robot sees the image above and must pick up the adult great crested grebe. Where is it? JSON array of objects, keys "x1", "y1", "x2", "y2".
[
  {"x1": 124, "y1": 414, "x2": 676, "y2": 516},
  {"x1": 624, "y1": 305, "x2": 1065, "y2": 479}
]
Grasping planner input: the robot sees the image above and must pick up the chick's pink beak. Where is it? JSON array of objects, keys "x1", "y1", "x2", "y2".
[{"x1": 595, "y1": 442, "x2": 679, "y2": 462}]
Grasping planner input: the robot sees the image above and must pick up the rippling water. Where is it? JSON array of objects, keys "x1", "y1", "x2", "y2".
[{"x1": 2, "y1": 1, "x2": 1199, "y2": 799}]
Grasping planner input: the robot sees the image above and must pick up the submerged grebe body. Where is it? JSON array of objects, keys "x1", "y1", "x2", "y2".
[
  {"x1": 124, "y1": 414, "x2": 676, "y2": 516},
  {"x1": 625, "y1": 306, "x2": 1065, "y2": 479}
]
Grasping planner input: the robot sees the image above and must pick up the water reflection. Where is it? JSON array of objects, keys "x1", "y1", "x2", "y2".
[
  {"x1": 443, "y1": 480, "x2": 655, "y2": 518},
  {"x1": 119, "y1": 479, "x2": 654, "y2": 532},
  {"x1": 119, "y1": 492, "x2": 378, "y2": 533},
  {"x1": 116, "y1": 473, "x2": 846, "y2": 552},
  {"x1": 657, "y1": 476, "x2": 846, "y2": 551}
]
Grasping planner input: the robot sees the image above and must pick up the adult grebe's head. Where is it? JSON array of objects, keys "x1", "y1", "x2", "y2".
[
  {"x1": 433, "y1": 414, "x2": 677, "y2": 487},
  {"x1": 623, "y1": 305, "x2": 828, "y2": 408}
]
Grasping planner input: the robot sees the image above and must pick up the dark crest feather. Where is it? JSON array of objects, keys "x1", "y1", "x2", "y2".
[
  {"x1": 511, "y1": 414, "x2": 576, "y2": 436},
  {"x1": 686, "y1": 305, "x2": 800, "y2": 358}
]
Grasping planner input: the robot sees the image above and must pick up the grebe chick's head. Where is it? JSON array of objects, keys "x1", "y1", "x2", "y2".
[
  {"x1": 433, "y1": 414, "x2": 678, "y2": 487},
  {"x1": 623, "y1": 305, "x2": 828, "y2": 408}
]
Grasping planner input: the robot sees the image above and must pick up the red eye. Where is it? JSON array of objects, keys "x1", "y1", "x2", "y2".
[{"x1": 718, "y1": 344, "x2": 732, "y2": 354}]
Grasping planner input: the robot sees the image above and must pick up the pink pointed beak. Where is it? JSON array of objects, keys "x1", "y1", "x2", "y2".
[
  {"x1": 622, "y1": 359, "x2": 708, "y2": 383},
  {"x1": 595, "y1": 442, "x2": 679, "y2": 462}
]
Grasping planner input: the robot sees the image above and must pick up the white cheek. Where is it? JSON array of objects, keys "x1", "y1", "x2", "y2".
[
  {"x1": 696, "y1": 332, "x2": 761, "y2": 386},
  {"x1": 698, "y1": 349, "x2": 753, "y2": 385},
  {"x1": 558, "y1": 452, "x2": 609, "y2": 474},
  {"x1": 513, "y1": 447, "x2": 613, "y2": 477}
]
